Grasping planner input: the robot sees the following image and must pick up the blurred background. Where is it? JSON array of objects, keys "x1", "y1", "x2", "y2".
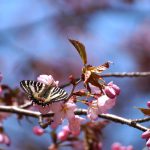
[{"x1": 0, "y1": 0, "x2": 150, "y2": 149}]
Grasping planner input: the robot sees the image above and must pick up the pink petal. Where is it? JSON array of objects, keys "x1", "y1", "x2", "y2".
[
  {"x1": 87, "y1": 101, "x2": 99, "y2": 120},
  {"x1": 104, "y1": 86, "x2": 116, "y2": 99},
  {"x1": 98, "y1": 95, "x2": 116, "y2": 113},
  {"x1": 33, "y1": 126, "x2": 44, "y2": 136},
  {"x1": 147, "y1": 101, "x2": 150, "y2": 108},
  {"x1": 69, "y1": 115, "x2": 85, "y2": 136},
  {"x1": 37, "y1": 74, "x2": 58, "y2": 86},
  {"x1": 57, "y1": 130, "x2": 69, "y2": 141},
  {"x1": 51, "y1": 113, "x2": 62, "y2": 129},
  {"x1": 0, "y1": 134, "x2": 4, "y2": 143},
  {"x1": 65, "y1": 102, "x2": 77, "y2": 119},
  {"x1": 146, "y1": 138, "x2": 150, "y2": 147},
  {"x1": 142, "y1": 130, "x2": 150, "y2": 139},
  {"x1": 111, "y1": 142, "x2": 122, "y2": 150},
  {"x1": 3, "y1": 134, "x2": 10, "y2": 146},
  {"x1": 108, "y1": 81, "x2": 120, "y2": 96}
]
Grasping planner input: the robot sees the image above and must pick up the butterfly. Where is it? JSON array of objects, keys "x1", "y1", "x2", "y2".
[{"x1": 20, "y1": 80, "x2": 68, "y2": 106}]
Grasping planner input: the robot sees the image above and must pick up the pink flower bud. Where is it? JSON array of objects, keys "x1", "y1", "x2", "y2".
[
  {"x1": 57, "y1": 131, "x2": 68, "y2": 141},
  {"x1": 147, "y1": 101, "x2": 150, "y2": 108},
  {"x1": 141, "y1": 130, "x2": 150, "y2": 139},
  {"x1": 0, "y1": 133, "x2": 10, "y2": 146},
  {"x1": 111, "y1": 84, "x2": 120, "y2": 95},
  {"x1": 3, "y1": 134, "x2": 11, "y2": 146},
  {"x1": 108, "y1": 81, "x2": 120, "y2": 95},
  {"x1": 146, "y1": 138, "x2": 150, "y2": 147},
  {"x1": 62, "y1": 125, "x2": 70, "y2": 133},
  {"x1": 104, "y1": 86, "x2": 116, "y2": 99},
  {"x1": 0, "y1": 134, "x2": 4, "y2": 143},
  {"x1": 33, "y1": 126, "x2": 44, "y2": 136},
  {"x1": 111, "y1": 142, "x2": 121, "y2": 150}
]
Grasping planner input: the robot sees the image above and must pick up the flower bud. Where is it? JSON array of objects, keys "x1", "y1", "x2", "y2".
[
  {"x1": 141, "y1": 130, "x2": 150, "y2": 139},
  {"x1": 33, "y1": 126, "x2": 44, "y2": 136},
  {"x1": 146, "y1": 138, "x2": 150, "y2": 147},
  {"x1": 147, "y1": 101, "x2": 150, "y2": 108},
  {"x1": 104, "y1": 86, "x2": 116, "y2": 99},
  {"x1": 57, "y1": 131, "x2": 68, "y2": 141}
]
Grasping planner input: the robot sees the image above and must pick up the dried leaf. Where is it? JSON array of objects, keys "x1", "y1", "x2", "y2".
[
  {"x1": 69, "y1": 39, "x2": 87, "y2": 65},
  {"x1": 138, "y1": 108, "x2": 150, "y2": 116}
]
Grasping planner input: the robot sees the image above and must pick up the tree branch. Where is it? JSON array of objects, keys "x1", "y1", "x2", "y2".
[
  {"x1": 60, "y1": 72, "x2": 150, "y2": 88},
  {"x1": 0, "y1": 106, "x2": 148, "y2": 131}
]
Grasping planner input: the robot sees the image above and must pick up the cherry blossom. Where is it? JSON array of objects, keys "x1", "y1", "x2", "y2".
[
  {"x1": 33, "y1": 126, "x2": 45, "y2": 136},
  {"x1": 147, "y1": 101, "x2": 150, "y2": 108},
  {"x1": 50, "y1": 101, "x2": 77, "y2": 129},
  {"x1": 57, "y1": 126, "x2": 70, "y2": 141},
  {"x1": 0, "y1": 133, "x2": 11, "y2": 146},
  {"x1": 141, "y1": 130, "x2": 150, "y2": 148},
  {"x1": 37, "y1": 74, "x2": 59, "y2": 86},
  {"x1": 111, "y1": 142, "x2": 133, "y2": 150},
  {"x1": 104, "y1": 81, "x2": 120, "y2": 99},
  {"x1": 87, "y1": 95, "x2": 116, "y2": 120},
  {"x1": 68, "y1": 115, "x2": 85, "y2": 136}
]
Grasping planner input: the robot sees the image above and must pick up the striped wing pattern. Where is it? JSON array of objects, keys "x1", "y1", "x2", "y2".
[{"x1": 20, "y1": 80, "x2": 68, "y2": 106}]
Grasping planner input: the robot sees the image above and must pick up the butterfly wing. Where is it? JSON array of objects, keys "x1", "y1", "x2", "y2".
[{"x1": 20, "y1": 80, "x2": 68, "y2": 105}]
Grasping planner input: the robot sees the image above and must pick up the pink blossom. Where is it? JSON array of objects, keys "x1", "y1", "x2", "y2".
[
  {"x1": 111, "y1": 143, "x2": 133, "y2": 150},
  {"x1": 104, "y1": 81, "x2": 120, "y2": 98},
  {"x1": 87, "y1": 95, "x2": 116, "y2": 121},
  {"x1": 141, "y1": 130, "x2": 150, "y2": 148},
  {"x1": 37, "y1": 74, "x2": 59, "y2": 86},
  {"x1": 141, "y1": 130, "x2": 150, "y2": 139},
  {"x1": 0, "y1": 133, "x2": 10, "y2": 146},
  {"x1": 50, "y1": 101, "x2": 77, "y2": 129},
  {"x1": 87, "y1": 100, "x2": 99, "y2": 120},
  {"x1": 108, "y1": 82, "x2": 120, "y2": 95},
  {"x1": 98, "y1": 95, "x2": 116, "y2": 113},
  {"x1": 146, "y1": 138, "x2": 150, "y2": 147},
  {"x1": 69, "y1": 115, "x2": 85, "y2": 136},
  {"x1": 57, "y1": 126, "x2": 70, "y2": 141},
  {"x1": 147, "y1": 101, "x2": 150, "y2": 108},
  {"x1": 33, "y1": 126, "x2": 45, "y2": 136}
]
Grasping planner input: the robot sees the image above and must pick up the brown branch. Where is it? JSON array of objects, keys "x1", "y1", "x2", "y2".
[
  {"x1": 101, "y1": 72, "x2": 150, "y2": 78},
  {"x1": 60, "y1": 72, "x2": 150, "y2": 88},
  {"x1": 0, "y1": 106, "x2": 148, "y2": 131},
  {"x1": 131, "y1": 117, "x2": 150, "y2": 123}
]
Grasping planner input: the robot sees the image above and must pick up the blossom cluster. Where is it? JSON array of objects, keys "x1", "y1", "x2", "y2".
[{"x1": 32, "y1": 74, "x2": 120, "y2": 139}]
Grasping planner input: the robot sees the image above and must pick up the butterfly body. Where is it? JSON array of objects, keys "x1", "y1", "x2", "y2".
[{"x1": 20, "y1": 80, "x2": 68, "y2": 106}]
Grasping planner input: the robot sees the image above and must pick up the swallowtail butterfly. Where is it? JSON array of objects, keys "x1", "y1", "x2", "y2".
[{"x1": 20, "y1": 80, "x2": 68, "y2": 106}]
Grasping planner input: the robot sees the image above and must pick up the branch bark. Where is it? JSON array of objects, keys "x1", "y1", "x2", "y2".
[{"x1": 0, "y1": 105, "x2": 148, "y2": 131}]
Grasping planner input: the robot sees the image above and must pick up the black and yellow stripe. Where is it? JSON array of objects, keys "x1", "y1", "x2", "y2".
[{"x1": 20, "y1": 80, "x2": 68, "y2": 106}]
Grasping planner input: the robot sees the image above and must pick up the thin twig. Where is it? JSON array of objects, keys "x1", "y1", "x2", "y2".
[
  {"x1": 0, "y1": 106, "x2": 148, "y2": 131},
  {"x1": 60, "y1": 72, "x2": 150, "y2": 88},
  {"x1": 20, "y1": 102, "x2": 32, "y2": 109},
  {"x1": 101, "y1": 72, "x2": 150, "y2": 78},
  {"x1": 131, "y1": 117, "x2": 150, "y2": 123}
]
